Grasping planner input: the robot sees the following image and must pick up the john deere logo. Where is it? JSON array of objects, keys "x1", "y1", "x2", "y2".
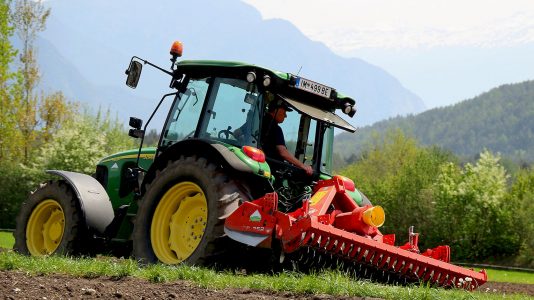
[{"x1": 250, "y1": 210, "x2": 261, "y2": 222}]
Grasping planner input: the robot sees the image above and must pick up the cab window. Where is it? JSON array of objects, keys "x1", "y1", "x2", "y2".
[
  {"x1": 198, "y1": 77, "x2": 261, "y2": 147},
  {"x1": 160, "y1": 78, "x2": 209, "y2": 147},
  {"x1": 271, "y1": 109, "x2": 332, "y2": 173}
]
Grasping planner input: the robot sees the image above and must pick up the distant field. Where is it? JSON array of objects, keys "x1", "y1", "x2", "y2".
[
  {"x1": 0, "y1": 231, "x2": 14, "y2": 249},
  {"x1": 486, "y1": 268, "x2": 534, "y2": 284}
]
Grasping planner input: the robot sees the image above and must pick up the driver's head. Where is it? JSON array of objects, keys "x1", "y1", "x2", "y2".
[{"x1": 268, "y1": 98, "x2": 292, "y2": 124}]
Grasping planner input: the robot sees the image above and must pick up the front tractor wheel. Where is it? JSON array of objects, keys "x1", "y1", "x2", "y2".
[
  {"x1": 14, "y1": 181, "x2": 83, "y2": 256},
  {"x1": 133, "y1": 156, "x2": 247, "y2": 265}
]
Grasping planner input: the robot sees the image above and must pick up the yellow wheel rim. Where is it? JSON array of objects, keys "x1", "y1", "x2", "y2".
[
  {"x1": 26, "y1": 199, "x2": 65, "y2": 256},
  {"x1": 151, "y1": 181, "x2": 208, "y2": 264}
]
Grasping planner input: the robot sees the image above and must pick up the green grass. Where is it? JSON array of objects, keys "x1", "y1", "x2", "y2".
[
  {"x1": 486, "y1": 268, "x2": 534, "y2": 284},
  {"x1": 0, "y1": 251, "x2": 531, "y2": 300},
  {"x1": 0, "y1": 231, "x2": 14, "y2": 249}
]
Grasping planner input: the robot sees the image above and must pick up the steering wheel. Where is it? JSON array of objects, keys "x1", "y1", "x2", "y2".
[{"x1": 218, "y1": 129, "x2": 237, "y2": 140}]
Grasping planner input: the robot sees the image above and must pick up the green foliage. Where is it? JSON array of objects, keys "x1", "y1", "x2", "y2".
[
  {"x1": 0, "y1": 160, "x2": 34, "y2": 228},
  {"x1": 340, "y1": 130, "x2": 452, "y2": 249},
  {"x1": 30, "y1": 116, "x2": 108, "y2": 175},
  {"x1": 38, "y1": 91, "x2": 78, "y2": 143},
  {"x1": 0, "y1": 1, "x2": 16, "y2": 75},
  {"x1": 0, "y1": 109, "x2": 135, "y2": 228},
  {"x1": 0, "y1": 2, "x2": 136, "y2": 229},
  {"x1": 1, "y1": 0, "x2": 72, "y2": 163},
  {"x1": 0, "y1": 231, "x2": 15, "y2": 249},
  {"x1": 507, "y1": 167, "x2": 534, "y2": 267},
  {"x1": 143, "y1": 129, "x2": 160, "y2": 147},
  {"x1": 340, "y1": 131, "x2": 527, "y2": 262},
  {"x1": 11, "y1": 0, "x2": 51, "y2": 161},
  {"x1": 0, "y1": 0, "x2": 21, "y2": 161},
  {"x1": 433, "y1": 151, "x2": 521, "y2": 259},
  {"x1": 28, "y1": 110, "x2": 135, "y2": 180}
]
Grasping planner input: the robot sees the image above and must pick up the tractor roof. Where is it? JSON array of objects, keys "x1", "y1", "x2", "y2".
[
  {"x1": 174, "y1": 60, "x2": 357, "y2": 132},
  {"x1": 176, "y1": 60, "x2": 290, "y2": 80},
  {"x1": 175, "y1": 60, "x2": 356, "y2": 108}
]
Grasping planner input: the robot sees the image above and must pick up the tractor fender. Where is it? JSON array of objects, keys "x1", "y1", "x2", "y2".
[
  {"x1": 46, "y1": 170, "x2": 114, "y2": 234},
  {"x1": 211, "y1": 143, "x2": 254, "y2": 173},
  {"x1": 141, "y1": 139, "x2": 253, "y2": 194}
]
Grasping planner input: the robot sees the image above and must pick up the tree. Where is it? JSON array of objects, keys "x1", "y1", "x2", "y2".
[
  {"x1": 0, "y1": 159, "x2": 34, "y2": 228},
  {"x1": 508, "y1": 167, "x2": 534, "y2": 267},
  {"x1": 10, "y1": 0, "x2": 50, "y2": 161},
  {"x1": 433, "y1": 151, "x2": 520, "y2": 260},
  {"x1": 38, "y1": 91, "x2": 77, "y2": 143},
  {"x1": 143, "y1": 129, "x2": 160, "y2": 147},
  {"x1": 340, "y1": 129, "x2": 452, "y2": 249},
  {"x1": 0, "y1": 0, "x2": 21, "y2": 160},
  {"x1": 28, "y1": 110, "x2": 136, "y2": 181}
]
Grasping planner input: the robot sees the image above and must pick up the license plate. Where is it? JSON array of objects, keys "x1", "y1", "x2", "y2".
[{"x1": 294, "y1": 77, "x2": 332, "y2": 99}]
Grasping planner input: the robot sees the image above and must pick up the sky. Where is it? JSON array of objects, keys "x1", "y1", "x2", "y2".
[{"x1": 242, "y1": 0, "x2": 534, "y2": 108}]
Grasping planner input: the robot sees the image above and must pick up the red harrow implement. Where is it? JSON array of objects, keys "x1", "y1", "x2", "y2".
[{"x1": 225, "y1": 175, "x2": 487, "y2": 290}]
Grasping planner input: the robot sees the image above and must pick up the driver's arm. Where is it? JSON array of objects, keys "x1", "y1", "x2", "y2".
[{"x1": 275, "y1": 145, "x2": 313, "y2": 176}]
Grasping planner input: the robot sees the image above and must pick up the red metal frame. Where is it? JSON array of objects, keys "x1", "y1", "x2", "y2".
[{"x1": 224, "y1": 175, "x2": 487, "y2": 289}]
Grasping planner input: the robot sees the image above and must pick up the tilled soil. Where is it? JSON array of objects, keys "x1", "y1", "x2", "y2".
[
  {"x1": 480, "y1": 281, "x2": 534, "y2": 297},
  {"x1": 1, "y1": 270, "x2": 533, "y2": 300},
  {"x1": 0, "y1": 271, "x2": 372, "y2": 300}
]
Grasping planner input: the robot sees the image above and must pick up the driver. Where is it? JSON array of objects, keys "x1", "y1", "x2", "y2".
[{"x1": 261, "y1": 99, "x2": 313, "y2": 176}]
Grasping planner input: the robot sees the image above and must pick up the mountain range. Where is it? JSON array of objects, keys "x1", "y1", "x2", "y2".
[
  {"x1": 30, "y1": 0, "x2": 425, "y2": 129},
  {"x1": 334, "y1": 80, "x2": 534, "y2": 162}
]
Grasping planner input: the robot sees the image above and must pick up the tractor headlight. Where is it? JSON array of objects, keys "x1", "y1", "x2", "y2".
[
  {"x1": 262, "y1": 75, "x2": 271, "y2": 87},
  {"x1": 343, "y1": 102, "x2": 356, "y2": 117},
  {"x1": 246, "y1": 71, "x2": 256, "y2": 83}
]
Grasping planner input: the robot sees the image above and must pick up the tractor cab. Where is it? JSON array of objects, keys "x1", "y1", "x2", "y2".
[
  {"x1": 157, "y1": 75, "x2": 353, "y2": 175},
  {"x1": 123, "y1": 43, "x2": 358, "y2": 212}
]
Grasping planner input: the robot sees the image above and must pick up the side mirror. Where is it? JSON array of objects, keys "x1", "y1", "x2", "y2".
[
  {"x1": 129, "y1": 128, "x2": 144, "y2": 139},
  {"x1": 125, "y1": 60, "x2": 143, "y2": 88},
  {"x1": 129, "y1": 117, "x2": 143, "y2": 130},
  {"x1": 128, "y1": 117, "x2": 144, "y2": 139}
]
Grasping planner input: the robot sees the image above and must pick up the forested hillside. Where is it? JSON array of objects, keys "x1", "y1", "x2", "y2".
[{"x1": 335, "y1": 80, "x2": 534, "y2": 162}]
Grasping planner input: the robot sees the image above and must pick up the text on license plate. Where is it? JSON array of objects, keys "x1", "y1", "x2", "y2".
[{"x1": 295, "y1": 77, "x2": 332, "y2": 99}]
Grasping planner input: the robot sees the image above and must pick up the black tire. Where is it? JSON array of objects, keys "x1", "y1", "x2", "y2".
[
  {"x1": 14, "y1": 180, "x2": 84, "y2": 256},
  {"x1": 133, "y1": 155, "x2": 249, "y2": 265}
]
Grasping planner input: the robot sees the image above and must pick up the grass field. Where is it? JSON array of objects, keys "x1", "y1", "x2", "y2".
[
  {"x1": 1, "y1": 230, "x2": 532, "y2": 299},
  {"x1": 0, "y1": 231, "x2": 14, "y2": 249},
  {"x1": 486, "y1": 268, "x2": 534, "y2": 285},
  {"x1": 0, "y1": 251, "x2": 531, "y2": 300}
]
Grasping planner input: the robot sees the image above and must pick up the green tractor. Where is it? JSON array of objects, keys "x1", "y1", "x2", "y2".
[{"x1": 14, "y1": 41, "x2": 487, "y2": 289}]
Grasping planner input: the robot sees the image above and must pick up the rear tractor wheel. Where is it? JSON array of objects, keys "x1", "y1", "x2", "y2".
[
  {"x1": 14, "y1": 181, "x2": 84, "y2": 256},
  {"x1": 133, "y1": 155, "x2": 249, "y2": 265}
]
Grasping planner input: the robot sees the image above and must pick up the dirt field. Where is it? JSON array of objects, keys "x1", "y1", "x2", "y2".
[{"x1": 1, "y1": 270, "x2": 533, "y2": 300}]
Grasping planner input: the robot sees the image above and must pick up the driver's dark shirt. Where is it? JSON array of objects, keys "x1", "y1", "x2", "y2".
[{"x1": 261, "y1": 114, "x2": 285, "y2": 161}]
